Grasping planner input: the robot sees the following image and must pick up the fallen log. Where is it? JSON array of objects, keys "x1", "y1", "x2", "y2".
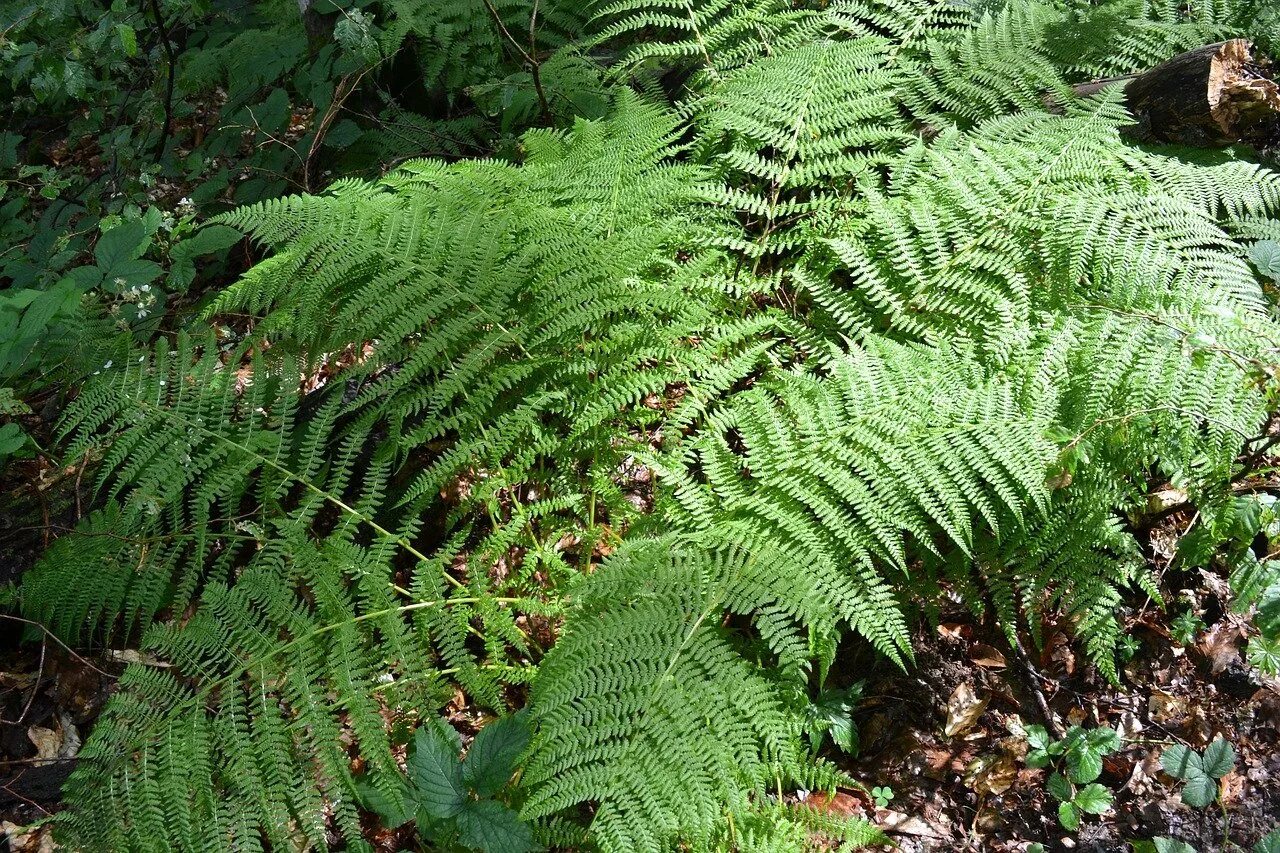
[{"x1": 1063, "y1": 39, "x2": 1280, "y2": 149}]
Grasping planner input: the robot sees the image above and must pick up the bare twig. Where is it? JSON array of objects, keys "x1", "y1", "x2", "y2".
[
  {"x1": 1, "y1": 639, "x2": 45, "y2": 726},
  {"x1": 479, "y1": 0, "x2": 549, "y2": 118},
  {"x1": 0, "y1": 615, "x2": 117, "y2": 680},
  {"x1": 1008, "y1": 632, "x2": 1065, "y2": 739}
]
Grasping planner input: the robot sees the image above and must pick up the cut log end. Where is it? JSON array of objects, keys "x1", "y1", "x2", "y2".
[
  {"x1": 1209, "y1": 39, "x2": 1280, "y2": 145},
  {"x1": 1065, "y1": 40, "x2": 1280, "y2": 150}
]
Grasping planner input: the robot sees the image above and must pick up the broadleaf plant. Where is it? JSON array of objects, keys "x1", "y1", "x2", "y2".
[
  {"x1": 360, "y1": 714, "x2": 541, "y2": 853},
  {"x1": 1160, "y1": 738, "x2": 1237, "y2": 809}
]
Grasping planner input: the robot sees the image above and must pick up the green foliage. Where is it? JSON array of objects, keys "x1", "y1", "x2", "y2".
[
  {"x1": 520, "y1": 535, "x2": 865, "y2": 851},
  {"x1": 1161, "y1": 738, "x2": 1237, "y2": 808},
  {"x1": 804, "y1": 681, "x2": 864, "y2": 756},
  {"x1": 360, "y1": 715, "x2": 541, "y2": 852},
  {"x1": 8, "y1": 0, "x2": 1280, "y2": 849},
  {"x1": 1252, "y1": 240, "x2": 1280, "y2": 282},
  {"x1": 1048, "y1": 773, "x2": 1113, "y2": 831},
  {"x1": 1170, "y1": 609, "x2": 1207, "y2": 646},
  {"x1": 1247, "y1": 635, "x2": 1280, "y2": 675},
  {"x1": 1027, "y1": 724, "x2": 1120, "y2": 828},
  {"x1": 1025, "y1": 724, "x2": 1121, "y2": 785}
]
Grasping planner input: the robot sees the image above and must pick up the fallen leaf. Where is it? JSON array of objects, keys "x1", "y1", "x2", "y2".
[
  {"x1": 938, "y1": 623, "x2": 969, "y2": 642},
  {"x1": 1043, "y1": 630, "x2": 1076, "y2": 676},
  {"x1": 1219, "y1": 769, "x2": 1246, "y2": 806},
  {"x1": 28, "y1": 726, "x2": 61, "y2": 765},
  {"x1": 1197, "y1": 619, "x2": 1245, "y2": 675},
  {"x1": 944, "y1": 682, "x2": 988, "y2": 738},
  {"x1": 964, "y1": 753, "x2": 1018, "y2": 796},
  {"x1": 1, "y1": 821, "x2": 57, "y2": 853},
  {"x1": 877, "y1": 809, "x2": 948, "y2": 839},
  {"x1": 970, "y1": 643, "x2": 1007, "y2": 669},
  {"x1": 1125, "y1": 751, "x2": 1162, "y2": 794},
  {"x1": 1149, "y1": 689, "x2": 1187, "y2": 724},
  {"x1": 1116, "y1": 709, "x2": 1144, "y2": 739},
  {"x1": 805, "y1": 790, "x2": 863, "y2": 818}
]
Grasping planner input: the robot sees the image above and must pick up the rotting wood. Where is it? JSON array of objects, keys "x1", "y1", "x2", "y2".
[{"x1": 1057, "y1": 40, "x2": 1280, "y2": 149}]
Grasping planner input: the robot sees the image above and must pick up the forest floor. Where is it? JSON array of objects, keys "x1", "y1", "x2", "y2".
[
  {"x1": 2, "y1": 79, "x2": 1279, "y2": 853},
  {"x1": 4, "y1": 471, "x2": 1279, "y2": 851}
]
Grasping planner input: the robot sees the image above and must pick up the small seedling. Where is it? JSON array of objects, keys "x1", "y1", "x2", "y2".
[
  {"x1": 871, "y1": 786, "x2": 894, "y2": 808},
  {"x1": 1024, "y1": 724, "x2": 1120, "y2": 829},
  {"x1": 1170, "y1": 610, "x2": 1206, "y2": 646},
  {"x1": 358, "y1": 712, "x2": 541, "y2": 853},
  {"x1": 1117, "y1": 634, "x2": 1141, "y2": 663},
  {"x1": 804, "y1": 681, "x2": 865, "y2": 756},
  {"x1": 1161, "y1": 737, "x2": 1235, "y2": 808}
]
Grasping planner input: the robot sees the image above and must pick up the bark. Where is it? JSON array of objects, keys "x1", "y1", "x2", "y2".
[{"x1": 1065, "y1": 40, "x2": 1280, "y2": 149}]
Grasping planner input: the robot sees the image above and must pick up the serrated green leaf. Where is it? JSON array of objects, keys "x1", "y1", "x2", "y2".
[
  {"x1": 409, "y1": 725, "x2": 466, "y2": 819},
  {"x1": 104, "y1": 258, "x2": 162, "y2": 289},
  {"x1": 174, "y1": 224, "x2": 242, "y2": 258},
  {"x1": 463, "y1": 712, "x2": 533, "y2": 798},
  {"x1": 115, "y1": 24, "x2": 138, "y2": 57},
  {"x1": 1058, "y1": 800, "x2": 1080, "y2": 830},
  {"x1": 1250, "y1": 240, "x2": 1280, "y2": 281},
  {"x1": 1161, "y1": 744, "x2": 1201, "y2": 780},
  {"x1": 1087, "y1": 726, "x2": 1120, "y2": 753},
  {"x1": 1073, "y1": 783, "x2": 1112, "y2": 814},
  {"x1": 455, "y1": 800, "x2": 543, "y2": 853},
  {"x1": 1046, "y1": 772, "x2": 1073, "y2": 801},
  {"x1": 1257, "y1": 581, "x2": 1280, "y2": 641},
  {"x1": 1025, "y1": 724, "x2": 1050, "y2": 751},
  {"x1": 1200, "y1": 738, "x2": 1235, "y2": 779},
  {"x1": 1180, "y1": 769, "x2": 1217, "y2": 808},
  {"x1": 1248, "y1": 636, "x2": 1280, "y2": 675},
  {"x1": 94, "y1": 221, "x2": 148, "y2": 271},
  {"x1": 1066, "y1": 743, "x2": 1103, "y2": 783},
  {"x1": 1026, "y1": 749, "x2": 1051, "y2": 769}
]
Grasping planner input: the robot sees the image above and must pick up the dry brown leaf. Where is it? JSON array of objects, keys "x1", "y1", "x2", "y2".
[
  {"x1": 27, "y1": 726, "x2": 61, "y2": 764},
  {"x1": 1149, "y1": 689, "x2": 1187, "y2": 724},
  {"x1": 964, "y1": 753, "x2": 1018, "y2": 795},
  {"x1": 1220, "y1": 769, "x2": 1246, "y2": 806},
  {"x1": 877, "y1": 809, "x2": 948, "y2": 839},
  {"x1": 938, "y1": 623, "x2": 969, "y2": 642},
  {"x1": 1197, "y1": 618, "x2": 1245, "y2": 675},
  {"x1": 1, "y1": 822, "x2": 57, "y2": 853},
  {"x1": 1116, "y1": 709, "x2": 1144, "y2": 739},
  {"x1": 1125, "y1": 751, "x2": 1163, "y2": 794},
  {"x1": 805, "y1": 790, "x2": 863, "y2": 818},
  {"x1": 970, "y1": 643, "x2": 1007, "y2": 669},
  {"x1": 944, "y1": 682, "x2": 988, "y2": 738},
  {"x1": 1043, "y1": 630, "x2": 1076, "y2": 676}
]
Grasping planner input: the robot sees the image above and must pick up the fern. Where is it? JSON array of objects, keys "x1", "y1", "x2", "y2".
[
  {"x1": 522, "y1": 535, "x2": 872, "y2": 851},
  {"x1": 17, "y1": 1, "x2": 1280, "y2": 849},
  {"x1": 660, "y1": 340, "x2": 1057, "y2": 664}
]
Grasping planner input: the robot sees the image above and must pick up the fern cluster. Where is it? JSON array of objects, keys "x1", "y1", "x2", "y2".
[{"x1": 14, "y1": 0, "x2": 1280, "y2": 849}]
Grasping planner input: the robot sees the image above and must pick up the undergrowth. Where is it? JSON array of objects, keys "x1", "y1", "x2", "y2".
[{"x1": 5, "y1": 0, "x2": 1280, "y2": 849}]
